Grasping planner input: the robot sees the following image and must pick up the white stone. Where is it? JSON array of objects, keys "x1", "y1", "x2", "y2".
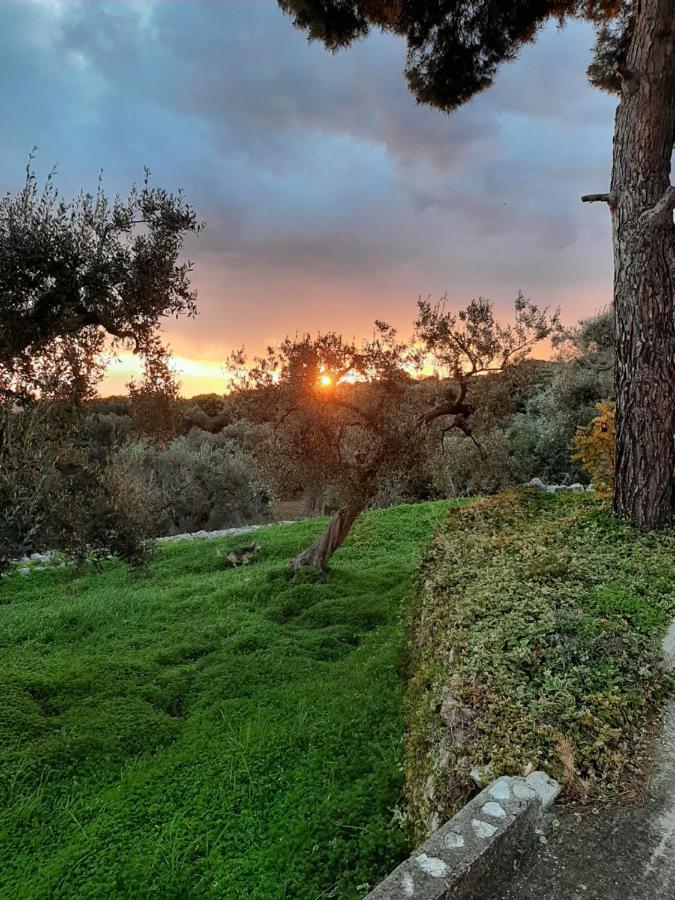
[
  {"x1": 512, "y1": 782, "x2": 537, "y2": 801},
  {"x1": 415, "y1": 854, "x2": 449, "y2": 878},
  {"x1": 527, "y1": 478, "x2": 546, "y2": 490},
  {"x1": 469, "y1": 767, "x2": 484, "y2": 788},
  {"x1": 18, "y1": 567, "x2": 30, "y2": 576},
  {"x1": 488, "y1": 778, "x2": 512, "y2": 801},
  {"x1": 402, "y1": 872, "x2": 415, "y2": 896},
  {"x1": 526, "y1": 771, "x2": 562, "y2": 810},
  {"x1": 481, "y1": 801, "x2": 506, "y2": 819},
  {"x1": 444, "y1": 831, "x2": 465, "y2": 849},
  {"x1": 471, "y1": 819, "x2": 497, "y2": 839}
]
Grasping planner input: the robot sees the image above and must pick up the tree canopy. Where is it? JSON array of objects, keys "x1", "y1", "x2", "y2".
[
  {"x1": 278, "y1": 0, "x2": 675, "y2": 529},
  {"x1": 278, "y1": 1, "x2": 628, "y2": 109},
  {"x1": 229, "y1": 293, "x2": 559, "y2": 573},
  {"x1": 0, "y1": 157, "x2": 201, "y2": 402}
]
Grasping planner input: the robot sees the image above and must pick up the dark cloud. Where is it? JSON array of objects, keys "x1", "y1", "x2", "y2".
[{"x1": 0, "y1": 0, "x2": 616, "y2": 365}]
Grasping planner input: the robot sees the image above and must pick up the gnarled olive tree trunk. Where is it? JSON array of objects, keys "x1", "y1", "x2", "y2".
[
  {"x1": 588, "y1": 1, "x2": 675, "y2": 527},
  {"x1": 290, "y1": 498, "x2": 364, "y2": 576}
]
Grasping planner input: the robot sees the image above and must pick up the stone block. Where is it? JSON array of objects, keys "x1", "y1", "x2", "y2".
[{"x1": 367, "y1": 771, "x2": 560, "y2": 900}]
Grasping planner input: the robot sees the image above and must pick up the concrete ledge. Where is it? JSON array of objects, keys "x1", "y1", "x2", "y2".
[
  {"x1": 367, "y1": 771, "x2": 560, "y2": 899},
  {"x1": 663, "y1": 619, "x2": 675, "y2": 672}
]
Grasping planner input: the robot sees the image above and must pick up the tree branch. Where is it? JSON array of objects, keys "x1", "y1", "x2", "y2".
[
  {"x1": 440, "y1": 419, "x2": 486, "y2": 460},
  {"x1": 415, "y1": 399, "x2": 474, "y2": 429},
  {"x1": 324, "y1": 396, "x2": 379, "y2": 431},
  {"x1": 640, "y1": 186, "x2": 675, "y2": 227},
  {"x1": 274, "y1": 407, "x2": 299, "y2": 431},
  {"x1": 0, "y1": 384, "x2": 32, "y2": 406},
  {"x1": 581, "y1": 192, "x2": 617, "y2": 208},
  {"x1": 617, "y1": 66, "x2": 639, "y2": 96}
]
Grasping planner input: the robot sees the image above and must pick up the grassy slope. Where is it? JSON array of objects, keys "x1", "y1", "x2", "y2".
[
  {"x1": 0, "y1": 501, "x2": 455, "y2": 900},
  {"x1": 406, "y1": 489, "x2": 675, "y2": 833}
]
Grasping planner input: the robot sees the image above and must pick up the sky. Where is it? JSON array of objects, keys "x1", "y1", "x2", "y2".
[{"x1": 1, "y1": 0, "x2": 618, "y2": 395}]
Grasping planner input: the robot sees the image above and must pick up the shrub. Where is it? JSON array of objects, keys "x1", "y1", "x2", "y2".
[
  {"x1": 115, "y1": 434, "x2": 270, "y2": 535},
  {"x1": 571, "y1": 400, "x2": 616, "y2": 498},
  {"x1": 0, "y1": 403, "x2": 155, "y2": 571},
  {"x1": 52, "y1": 448, "x2": 158, "y2": 569},
  {"x1": 405, "y1": 489, "x2": 673, "y2": 836}
]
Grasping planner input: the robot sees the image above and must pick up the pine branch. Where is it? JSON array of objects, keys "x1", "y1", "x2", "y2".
[
  {"x1": 640, "y1": 186, "x2": 675, "y2": 227},
  {"x1": 581, "y1": 192, "x2": 617, "y2": 208}
]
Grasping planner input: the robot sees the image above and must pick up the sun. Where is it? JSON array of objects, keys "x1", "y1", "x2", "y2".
[{"x1": 319, "y1": 373, "x2": 332, "y2": 387}]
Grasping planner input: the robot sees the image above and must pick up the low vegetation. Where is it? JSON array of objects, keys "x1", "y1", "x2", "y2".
[
  {"x1": 405, "y1": 488, "x2": 675, "y2": 836},
  {"x1": 0, "y1": 404, "x2": 268, "y2": 573},
  {"x1": 0, "y1": 501, "x2": 456, "y2": 899}
]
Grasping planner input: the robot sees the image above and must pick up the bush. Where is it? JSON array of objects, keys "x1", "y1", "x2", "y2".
[
  {"x1": 115, "y1": 433, "x2": 270, "y2": 535},
  {"x1": 571, "y1": 401, "x2": 616, "y2": 498},
  {"x1": 0, "y1": 403, "x2": 155, "y2": 571},
  {"x1": 405, "y1": 489, "x2": 674, "y2": 836}
]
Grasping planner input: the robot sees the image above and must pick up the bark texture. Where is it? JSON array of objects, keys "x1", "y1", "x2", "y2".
[
  {"x1": 290, "y1": 499, "x2": 363, "y2": 576},
  {"x1": 610, "y1": 0, "x2": 675, "y2": 527}
]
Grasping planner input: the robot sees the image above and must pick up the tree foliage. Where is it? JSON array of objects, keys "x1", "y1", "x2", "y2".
[
  {"x1": 278, "y1": 1, "x2": 628, "y2": 110},
  {"x1": 571, "y1": 399, "x2": 616, "y2": 497},
  {"x1": 128, "y1": 349, "x2": 184, "y2": 446},
  {"x1": 278, "y1": 0, "x2": 675, "y2": 530},
  {"x1": 0, "y1": 156, "x2": 201, "y2": 402},
  {"x1": 229, "y1": 294, "x2": 559, "y2": 572}
]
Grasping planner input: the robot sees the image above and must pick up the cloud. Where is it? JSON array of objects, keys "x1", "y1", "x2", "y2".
[{"x1": 0, "y1": 0, "x2": 617, "y2": 375}]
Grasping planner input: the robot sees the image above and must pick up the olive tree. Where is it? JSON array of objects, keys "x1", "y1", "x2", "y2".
[
  {"x1": 278, "y1": 0, "x2": 675, "y2": 528},
  {"x1": 0, "y1": 157, "x2": 200, "y2": 402},
  {"x1": 231, "y1": 294, "x2": 558, "y2": 574}
]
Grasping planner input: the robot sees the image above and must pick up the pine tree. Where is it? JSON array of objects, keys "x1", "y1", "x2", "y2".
[{"x1": 279, "y1": 0, "x2": 675, "y2": 528}]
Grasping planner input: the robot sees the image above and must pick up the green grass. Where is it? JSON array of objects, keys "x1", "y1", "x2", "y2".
[
  {"x1": 0, "y1": 501, "x2": 457, "y2": 900},
  {"x1": 405, "y1": 489, "x2": 675, "y2": 834}
]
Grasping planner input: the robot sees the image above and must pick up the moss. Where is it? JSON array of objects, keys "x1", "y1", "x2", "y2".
[{"x1": 405, "y1": 488, "x2": 675, "y2": 836}]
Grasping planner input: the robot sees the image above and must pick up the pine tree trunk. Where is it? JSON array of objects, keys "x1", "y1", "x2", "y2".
[
  {"x1": 290, "y1": 499, "x2": 363, "y2": 576},
  {"x1": 610, "y1": 0, "x2": 675, "y2": 527}
]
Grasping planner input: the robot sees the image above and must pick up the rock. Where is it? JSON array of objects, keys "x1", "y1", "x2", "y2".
[
  {"x1": 546, "y1": 485, "x2": 559, "y2": 493},
  {"x1": 30, "y1": 552, "x2": 52, "y2": 562},
  {"x1": 525, "y1": 770, "x2": 562, "y2": 810},
  {"x1": 368, "y1": 770, "x2": 562, "y2": 900},
  {"x1": 527, "y1": 478, "x2": 547, "y2": 490},
  {"x1": 470, "y1": 767, "x2": 484, "y2": 788},
  {"x1": 569, "y1": 483, "x2": 585, "y2": 492},
  {"x1": 18, "y1": 567, "x2": 30, "y2": 576},
  {"x1": 586, "y1": 484, "x2": 595, "y2": 492},
  {"x1": 224, "y1": 541, "x2": 257, "y2": 567}
]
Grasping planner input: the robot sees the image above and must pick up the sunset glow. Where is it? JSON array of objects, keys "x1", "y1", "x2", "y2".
[
  {"x1": 1, "y1": 2, "x2": 616, "y2": 402},
  {"x1": 101, "y1": 352, "x2": 232, "y2": 396}
]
